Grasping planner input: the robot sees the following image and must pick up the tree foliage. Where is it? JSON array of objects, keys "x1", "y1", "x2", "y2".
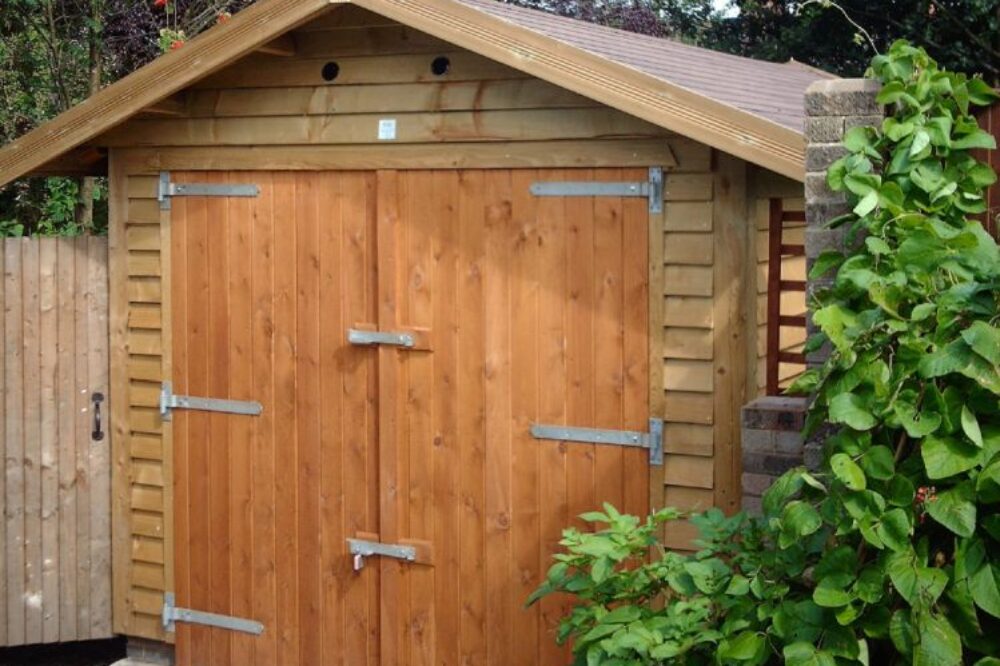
[{"x1": 531, "y1": 41, "x2": 1000, "y2": 665}]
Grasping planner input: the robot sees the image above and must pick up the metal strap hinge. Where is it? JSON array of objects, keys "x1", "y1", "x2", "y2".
[
  {"x1": 159, "y1": 382, "x2": 263, "y2": 421},
  {"x1": 158, "y1": 171, "x2": 260, "y2": 210},
  {"x1": 530, "y1": 167, "x2": 663, "y2": 213},
  {"x1": 348, "y1": 538, "x2": 417, "y2": 572},
  {"x1": 163, "y1": 593, "x2": 264, "y2": 635},
  {"x1": 348, "y1": 328, "x2": 415, "y2": 348},
  {"x1": 530, "y1": 418, "x2": 664, "y2": 465}
]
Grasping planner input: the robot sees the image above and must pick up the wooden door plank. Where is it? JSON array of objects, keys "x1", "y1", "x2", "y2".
[
  {"x1": 38, "y1": 238, "x2": 59, "y2": 643},
  {"x1": 430, "y1": 170, "x2": 461, "y2": 666},
  {"x1": 591, "y1": 169, "x2": 625, "y2": 513},
  {"x1": 56, "y1": 238, "x2": 77, "y2": 643},
  {"x1": 401, "y1": 171, "x2": 436, "y2": 666},
  {"x1": 318, "y1": 171, "x2": 346, "y2": 666},
  {"x1": 455, "y1": 170, "x2": 487, "y2": 666},
  {"x1": 534, "y1": 169, "x2": 571, "y2": 666},
  {"x1": 0, "y1": 241, "x2": 6, "y2": 646},
  {"x1": 74, "y1": 236, "x2": 92, "y2": 638},
  {"x1": 206, "y1": 172, "x2": 233, "y2": 666},
  {"x1": 294, "y1": 172, "x2": 322, "y2": 666},
  {"x1": 508, "y1": 169, "x2": 541, "y2": 664},
  {"x1": 622, "y1": 193, "x2": 650, "y2": 520},
  {"x1": 564, "y1": 171, "x2": 597, "y2": 529},
  {"x1": 376, "y1": 169, "x2": 405, "y2": 666},
  {"x1": 271, "y1": 172, "x2": 300, "y2": 666},
  {"x1": 227, "y1": 175, "x2": 255, "y2": 666},
  {"x1": 482, "y1": 169, "x2": 514, "y2": 666},
  {"x1": 250, "y1": 174, "x2": 278, "y2": 666},
  {"x1": 22, "y1": 238, "x2": 42, "y2": 645},
  {"x1": 6, "y1": 240, "x2": 25, "y2": 646},
  {"x1": 88, "y1": 237, "x2": 112, "y2": 639},
  {"x1": 171, "y1": 194, "x2": 191, "y2": 666}
]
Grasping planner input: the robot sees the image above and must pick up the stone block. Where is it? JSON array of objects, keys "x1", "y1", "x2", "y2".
[
  {"x1": 742, "y1": 428, "x2": 777, "y2": 454},
  {"x1": 845, "y1": 114, "x2": 886, "y2": 132},
  {"x1": 805, "y1": 78, "x2": 882, "y2": 117},
  {"x1": 805, "y1": 172, "x2": 846, "y2": 205},
  {"x1": 805, "y1": 116, "x2": 846, "y2": 143},
  {"x1": 805, "y1": 227, "x2": 846, "y2": 258},
  {"x1": 775, "y1": 429, "x2": 805, "y2": 455},
  {"x1": 806, "y1": 143, "x2": 848, "y2": 172},
  {"x1": 742, "y1": 495, "x2": 763, "y2": 515},
  {"x1": 742, "y1": 396, "x2": 809, "y2": 431},
  {"x1": 742, "y1": 472, "x2": 776, "y2": 496},
  {"x1": 743, "y1": 451, "x2": 805, "y2": 476},
  {"x1": 804, "y1": 442, "x2": 825, "y2": 471},
  {"x1": 806, "y1": 201, "x2": 851, "y2": 227}
]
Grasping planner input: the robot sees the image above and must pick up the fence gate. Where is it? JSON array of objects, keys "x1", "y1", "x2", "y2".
[
  {"x1": 0, "y1": 237, "x2": 111, "y2": 647},
  {"x1": 170, "y1": 168, "x2": 650, "y2": 666}
]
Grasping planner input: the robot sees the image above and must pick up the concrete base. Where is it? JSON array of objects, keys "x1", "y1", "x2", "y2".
[{"x1": 119, "y1": 637, "x2": 174, "y2": 666}]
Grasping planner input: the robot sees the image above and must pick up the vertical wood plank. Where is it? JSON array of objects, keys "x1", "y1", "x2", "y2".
[
  {"x1": 206, "y1": 172, "x2": 232, "y2": 666},
  {"x1": 0, "y1": 241, "x2": 6, "y2": 646},
  {"x1": 456, "y1": 170, "x2": 487, "y2": 666},
  {"x1": 272, "y1": 172, "x2": 299, "y2": 666},
  {"x1": 509, "y1": 169, "x2": 540, "y2": 665},
  {"x1": 713, "y1": 153, "x2": 749, "y2": 514},
  {"x1": 22, "y1": 238, "x2": 42, "y2": 645},
  {"x1": 376, "y1": 169, "x2": 405, "y2": 666},
  {"x1": 74, "y1": 235, "x2": 92, "y2": 637},
  {"x1": 622, "y1": 193, "x2": 650, "y2": 520},
  {"x1": 250, "y1": 173, "x2": 278, "y2": 666},
  {"x1": 108, "y1": 154, "x2": 132, "y2": 638},
  {"x1": 56, "y1": 238, "x2": 77, "y2": 643},
  {"x1": 227, "y1": 176, "x2": 254, "y2": 666},
  {"x1": 171, "y1": 191, "x2": 191, "y2": 666},
  {"x1": 39, "y1": 238, "x2": 59, "y2": 643},
  {"x1": 534, "y1": 169, "x2": 570, "y2": 666},
  {"x1": 295, "y1": 172, "x2": 322, "y2": 666},
  {"x1": 89, "y1": 237, "x2": 111, "y2": 638},
  {"x1": 431, "y1": 170, "x2": 461, "y2": 666},
  {"x1": 483, "y1": 169, "x2": 513, "y2": 666},
  {"x1": 6, "y1": 239, "x2": 25, "y2": 646}
]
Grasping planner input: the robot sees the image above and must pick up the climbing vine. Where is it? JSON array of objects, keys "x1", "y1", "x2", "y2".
[{"x1": 530, "y1": 41, "x2": 1000, "y2": 665}]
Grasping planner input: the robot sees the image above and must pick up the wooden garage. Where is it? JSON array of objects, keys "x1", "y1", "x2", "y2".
[{"x1": 0, "y1": 0, "x2": 827, "y2": 662}]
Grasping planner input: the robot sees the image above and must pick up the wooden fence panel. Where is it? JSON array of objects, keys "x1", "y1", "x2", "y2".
[
  {"x1": 0, "y1": 236, "x2": 111, "y2": 647},
  {"x1": 976, "y1": 103, "x2": 999, "y2": 239}
]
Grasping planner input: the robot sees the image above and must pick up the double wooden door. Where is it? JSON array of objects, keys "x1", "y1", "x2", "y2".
[{"x1": 170, "y1": 168, "x2": 650, "y2": 665}]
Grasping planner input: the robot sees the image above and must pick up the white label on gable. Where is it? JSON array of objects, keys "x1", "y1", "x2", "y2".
[{"x1": 378, "y1": 119, "x2": 397, "y2": 141}]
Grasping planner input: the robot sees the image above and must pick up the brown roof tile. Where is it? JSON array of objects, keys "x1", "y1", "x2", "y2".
[{"x1": 458, "y1": 0, "x2": 836, "y2": 133}]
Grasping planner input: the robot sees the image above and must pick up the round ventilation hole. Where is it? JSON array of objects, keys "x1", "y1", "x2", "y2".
[
  {"x1": 431, "y1": 56, "x2": 451, "y2": 77},
  {"x1": 321, "y1": 61, "x2": 340, "y2": 82}
]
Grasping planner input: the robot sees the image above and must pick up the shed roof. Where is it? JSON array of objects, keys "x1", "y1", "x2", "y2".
[{"x1": 0, "y1": 0, "x2": 834, "y2": 186}]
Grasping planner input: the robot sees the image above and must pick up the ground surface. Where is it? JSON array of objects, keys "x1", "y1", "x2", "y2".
[{"x1": 0, "y1": 638, "x2": 125, "y2": 665}]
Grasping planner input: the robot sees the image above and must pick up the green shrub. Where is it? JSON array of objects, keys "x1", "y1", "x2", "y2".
[{"x1": 529, "y1": 41, "x2": 1000, "y2": 665}]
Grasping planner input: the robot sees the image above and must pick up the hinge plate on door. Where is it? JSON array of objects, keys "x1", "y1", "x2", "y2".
[
  {"x1": 531, "y1": 418, "x2": 664, "y2": 465},
  {"x1": 529, "y1": 167, "x2": 663, "y2": 213},
  {"x1": 162, "y1": 593, "x2": 264, "y2": 635},
  {"x1": 347, "y1": 328, "x2": 415, "y2": 348},
  {"x1": 159, "y1": 381, "x2": 263, "y2": 421},
  {"x1": 158, "y1": 171, "x2": 260, "y2": 210},
  {"x1": 348, "y1": 538, "x2": 417, "y2": 571}
]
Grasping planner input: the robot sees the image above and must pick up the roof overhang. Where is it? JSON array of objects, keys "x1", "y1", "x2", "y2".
[{"x1": 0, "y1": 0, "x2": 807, "y2": 187}]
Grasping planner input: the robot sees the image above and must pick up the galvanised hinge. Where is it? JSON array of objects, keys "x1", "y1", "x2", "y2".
[
  {"x1": 159, "y1": 382, "x2": 263, "y2": 421},
  {"x1": 162, "y1": 593, "x2": 264, "y2": 635},
  {"x1": 158, "y1": 171, "x2": 260, "y2": 210},
  {"x1": 529, "y1": 167, "x2": 663, "y2": 213},
  {"x1": 530, "y1": 418, "x2": 664, "y2": 466}
]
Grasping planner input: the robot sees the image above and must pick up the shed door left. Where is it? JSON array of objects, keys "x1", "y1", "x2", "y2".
[{"x1": 169, "y1": 171, "x2": 381, "y2": 666}]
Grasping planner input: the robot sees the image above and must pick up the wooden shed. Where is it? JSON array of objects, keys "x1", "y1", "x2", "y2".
[{"x1": 0, "y1": 0, "x2": 829, "y2": 662}]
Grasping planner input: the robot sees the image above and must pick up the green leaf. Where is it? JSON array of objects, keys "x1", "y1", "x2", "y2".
[
  {"x1": 911, "y1": 303, "x2": 936, "y2": 321},
  {"x1": 854, "y1": 190, "x2": 879, "y2": 217},
  {"x1": 961, "y1": 406, "x2": 984, "y2": 448},
  {"x1": 925, "y1": 483, "x2": 976, "y2": 537},
  {"x1": 967, "y1": 78, "x2": 1000, "y2": 105},
  {"x1": 601, "y1": 605, "x2": 642, "y2": 624},
  {"x1": 718, "y1": 631, "x2": 765, "y2": 661},
  {"x1": 962, "y1": 321, "x2": 1000, "y2": 366},
  {"x1": 887, "y1": 549, "x2": 948, "y2": 607},
  {"x1": 890, "y1": 610, "x2": 915, "y2": 655},
  {"x1": 875, "y1": 508, "x2": 911, "y2": 552},
  {"x1": 970, "y1": 564, "x2": 1000, "y2": 619},
  {"x1": 783, "y1": 642, "x2": 837, "y2": 666},
  {"x1": 813, "y1": 585, "x2": 853, "y2": 608},
  {"x1": 780, "y1": 500, "x2": 823, "y2": 542},
  {"x1": 829, "y1": 393, "x2": 877, "y2": 431},
  {"x1": 831, "y1": 453, "x2": 866, "y2": 490},
  {"x1": 860, "y1": 445, "x2": 894, "y2": 480},
  {"x1": 808, "y1": 250, "x2": 844, "y2": 280},
  {"x1": 762, "y1": 468, "x2": 805, "y2": 516},
  {"x1": 921, "y1": 434, "x2": 981, "y2": 479},
  {"x1": 910, "y1": 129, "x2": 931, "y2": 156},
  {"x1": 953, "y1": 129, "x2": 997, "y2": 151},
  {"x1": 913, "y1": 612, "x2": 962, "y2": 666}
]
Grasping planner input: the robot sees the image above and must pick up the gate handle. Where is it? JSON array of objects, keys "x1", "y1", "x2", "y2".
[{"x1": 92, "y1": 393, "x2": 105, "y2": 441}]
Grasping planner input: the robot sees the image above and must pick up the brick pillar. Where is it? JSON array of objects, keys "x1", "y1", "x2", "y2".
[
  {"x1": 739, "y1": 79, "x2": 884, "y2": 514},
  {"x1": 803, "y1": 79, "x2": 883, "y2": 368}
]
